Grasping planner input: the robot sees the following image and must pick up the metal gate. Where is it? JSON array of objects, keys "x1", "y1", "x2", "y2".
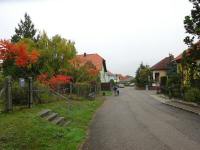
[{"x1": 0, "y1": 76, "x2": 33, "y2": 112}]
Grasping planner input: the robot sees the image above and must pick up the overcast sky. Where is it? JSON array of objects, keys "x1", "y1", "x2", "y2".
[{"x1": 0, "y1": 0, "x2": 192, "y2": 76}]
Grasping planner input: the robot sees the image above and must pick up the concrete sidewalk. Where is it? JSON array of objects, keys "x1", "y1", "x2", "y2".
[{"x1": 150, "y1": 94, "x2": 200, "y2": 115}]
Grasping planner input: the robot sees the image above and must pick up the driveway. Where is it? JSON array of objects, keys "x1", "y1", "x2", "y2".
[{"x1": 82, "y1": 87, "x2": 200, "y2": 150}]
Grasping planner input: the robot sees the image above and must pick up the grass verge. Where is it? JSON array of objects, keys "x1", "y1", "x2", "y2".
[
  {"x1": 0, "y1": 97, "x2": 103, "y2": 150},
  {"x1": 101, "y1": 90, "x2": 113, "y2": 96}
]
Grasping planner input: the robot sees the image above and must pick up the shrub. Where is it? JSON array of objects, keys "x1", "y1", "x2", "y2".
[
  {"x1": 0, "y1": 73, "x2": 5, "y2": 89},
  {"x1": 37, "y1": 73, "x2": 72, "y2": 91},
  {"x1": 73, "y1": 83, "x2": 90, "y2": 97},
  {"x1": 33, "y1": 81, "x2": 59, "y2": 104},
  {"x1": 12, "y1": 81, "x2": 28, "y2": 105},
  {"x1": 184, "y1": 88, "x2": 200, "y2": 103}
]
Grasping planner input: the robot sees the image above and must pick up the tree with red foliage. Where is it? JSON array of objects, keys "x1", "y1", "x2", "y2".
[
  {"x1": 48, "y1": 75, "x2": 72, "y2": 89},
  {"x1": 37, "y1": 73, "x2": 72, "y2": 90},
  {"x1": 68, "y1": 59, "x2": 100, "y2": 83},
  {"x1": 0, "y1": 40, "x2": 40, "y2": 78}
]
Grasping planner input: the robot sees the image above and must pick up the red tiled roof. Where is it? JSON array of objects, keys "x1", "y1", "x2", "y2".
[
  {"x1": 107, "y1": 71, "x2": 114, "y2": 76},
  {"x1": 117, "y1": 74, "x2": 129, "y2": 81},
  {"x1": 175, "y1": 41, "x2": 200, "y2": 62},
  {"x1": 151, "y1": 56, "x2": 173, "y2": 71},
  {"x1": 73, "y1": 53, "x2": 107, "y2": 71},
  {"x1": 175, "y1": 50, "x2": 191, "y2": 62}
]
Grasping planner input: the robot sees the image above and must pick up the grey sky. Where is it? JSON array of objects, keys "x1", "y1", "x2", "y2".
[{"x1": 0, "y1": 0, "x2": 192, "y2": 76}]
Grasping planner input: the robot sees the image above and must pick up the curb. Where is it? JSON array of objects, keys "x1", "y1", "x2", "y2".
[
  {"x1": 164, "y1": 102, "x2": 200, "y2": 116},
  {"x1": 150, "y1": 94, "x2": 200, "y2": 116}
]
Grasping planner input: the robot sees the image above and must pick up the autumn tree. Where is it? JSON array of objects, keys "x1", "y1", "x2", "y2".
[
  {"x1": 0, "y1": 40, "x2": 40, "y2": 78},
  {"x1": 11, "y1": 13, "x2": 38, "y2": 43},
  {"x1": 36, "y1": 32, "x2": 77, "y2": 76},
  {"x1": 68, "y1": 59, "x2": 100, "y2": 83}
]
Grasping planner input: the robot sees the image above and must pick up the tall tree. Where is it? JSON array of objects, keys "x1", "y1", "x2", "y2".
[
  {"x1": 11, "y1": 13, "x2": 37, "y2": 43},
  {"x1": 183, "y1": 0, "x2": 200, "y2": 87},
  {"x1": 184, "y1": 0, "x2": 200, "y2": 45},
  {"x1": 36, "y1": 32, "x2": 77, "y2": 76},
  {"x1": 135, "y1": 63, "x2": 151, "y2": 88}
]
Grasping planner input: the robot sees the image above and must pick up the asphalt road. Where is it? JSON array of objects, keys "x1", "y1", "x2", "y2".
[{"x1": 82, "y1": 87, "x2": 200, "y2": 150}]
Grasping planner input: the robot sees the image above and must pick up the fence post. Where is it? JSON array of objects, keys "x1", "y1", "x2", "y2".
[
  {"x1": 70, "y1": 82, "x2": 72, "y2": 94},
  {"x1": 28, "y1": 77, "x2": 33, "y2": 108},
  {"x1": 95, "y1": 85, "x2": 97, "y2": 94},
  {"x1": 77, "y1": 85, "x2": 80, "y2": 96},
  {"x1": 5, "y1": 76, "x2": 12, "y2": 112}
]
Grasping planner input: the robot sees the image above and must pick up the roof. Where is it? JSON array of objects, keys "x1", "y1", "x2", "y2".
[
  {"x1": 73, "y1": 53, "x2": 107, "y2": 72},
  {"x1": 175, "y1": 41, "x2": 200, "y2": 62},
  {"x1": 175, "y1": 50, "x2": 191, "y2": 62},
  {"x1": 151, "y1": 56, "x2": 173, "y2": 71},
  {"x1": 107, "y1": 71, "x2": 114, "y2": 76}
]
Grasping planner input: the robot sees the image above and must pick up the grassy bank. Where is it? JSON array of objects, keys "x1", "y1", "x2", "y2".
[
  {"x1": 0, "y1": 98, "x2": 103, "y2": 150},
  {"x1": 101, "y1": 90, "x2": 113, "y2": 96}
]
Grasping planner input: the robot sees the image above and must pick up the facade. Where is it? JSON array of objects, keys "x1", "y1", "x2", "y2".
[
  {"x1": 151, "y1": 55, "x2": 174, "y2": 86},
  {"x1": 107, "y1": 71, "x2": 120, "y2": 83},
  {"x1": 175, "y1": 49, "x2": 200, "y2": 86},
  {"x1": 119, "y1": 75, "x2": 134, "y2": 84},
  {"x1": 74, "y1": 53, "x2": 109, "y2": 83}
]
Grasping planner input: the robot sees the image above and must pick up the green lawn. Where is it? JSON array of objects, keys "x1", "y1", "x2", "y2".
[
  {"x1": 101, "y1": 90, "x2": 113, "y2": 96},
  {"x1": 0, "y1": 98, "x2": 103, "y2": 150},
  {"x1": 0, "y1": 99, "x2": 4, "y2": 112}
]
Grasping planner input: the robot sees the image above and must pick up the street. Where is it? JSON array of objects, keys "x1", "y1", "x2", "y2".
[{"x1": 83, "y1": 87, "x2": 200, "y2": 150}]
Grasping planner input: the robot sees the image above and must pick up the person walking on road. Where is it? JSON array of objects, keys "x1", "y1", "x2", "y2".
[{"x1": 113, "y1": 85, "x2": 119, "y2": 96}]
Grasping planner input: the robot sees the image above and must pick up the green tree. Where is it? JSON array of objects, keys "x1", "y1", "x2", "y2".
[
  {"x1": 36, "y1": 32, "x2": 77, "y2": 76},
  {"x1": 166, "y1": 61, "x2": 182, "y2": 98},
  {"x1": 183, "y1": 0, "x2": 200, "y2": 88},
  {"x1": 11, "y1": 13, "x2": 38, "y2": 43},
  {"x1": 135, "y1": 63, "x2": 151, "y2": 88}
]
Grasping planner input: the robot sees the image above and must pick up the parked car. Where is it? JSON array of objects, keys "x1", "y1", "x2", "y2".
[
  {"x1": 129, "y1": 83, "x2": 135, "y2": 87},
  {"x1": 118, "y1": 84, "x2": 125, "y2": 88},
  {"x1": 124, "y1": 82, "x2": 130, "y2": 86}
]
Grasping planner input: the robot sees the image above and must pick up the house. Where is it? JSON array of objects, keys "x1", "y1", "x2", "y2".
[
  {"x1": 107, "y1": 71, "x2": 116, "y2": 82},
  {"x1": 107, "y1": 71, "x2": 120, "y2": 83},
  {"x1": 151, "y1": 55, "x2": 174, "y2": 86},
  {"x1": 119, "y1": 75, "x2": 134, "y2": 84},
  {"x1": 175, "y1": 46, "x2": 200, "y2": 86},
  {"x1": 73, "y1": 53, "x2": 109, "y2": 83}
]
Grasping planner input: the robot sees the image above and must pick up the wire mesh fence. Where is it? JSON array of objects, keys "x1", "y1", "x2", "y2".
[{"x1": 0, "y1": 74, "x2": 102, "y2": 113}]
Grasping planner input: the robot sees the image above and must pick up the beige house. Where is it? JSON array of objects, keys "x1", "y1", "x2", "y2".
[{"x1": 151, "y1": 55, "x2": 174, "y2": 86}]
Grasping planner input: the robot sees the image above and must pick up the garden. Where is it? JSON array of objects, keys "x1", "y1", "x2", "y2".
[{"x1": 0, "y1": 13, "x2": 104, "y2": 149}]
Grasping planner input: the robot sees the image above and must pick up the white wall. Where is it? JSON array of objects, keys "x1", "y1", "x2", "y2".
[{"x1": 100, "y1": 67, "x2": 109, "y2": 83}]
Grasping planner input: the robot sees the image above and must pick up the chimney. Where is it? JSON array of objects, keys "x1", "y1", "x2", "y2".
[{"x1": 84, "y1": 53, "x2": 87, "y2": 57}]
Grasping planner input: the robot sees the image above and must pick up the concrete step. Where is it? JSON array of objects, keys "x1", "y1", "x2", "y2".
[
  {"x1": 52, "y1": 117, "x2": 65, "y2": 125},
  {"x1": 38, "y1": 109, "x2": 52, "y2": 117},
  {"x1": 62, "y1": 121, "x2": 71, "y2": 127},
  {"x1": 46, "y1": 112, "x2": 58, "y2": 121},
  {"x1": 38, "y1": 109, "x2": 70, "y2": 127}
]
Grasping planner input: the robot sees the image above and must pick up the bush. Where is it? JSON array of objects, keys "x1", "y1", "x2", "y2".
[
  {"x1": 73, "y1": 83, "x2": 91, "y2": 97},
  {"x1": 33, "y1": 81, "x2": 59, "y2": 104},
  {"x1": 12, "y1": 80, "x2": 59, "y2": 105},
  {"x1": 184, "y1": 88, "x2": 200, "y2": 103},
  {"x1": 0, "y1": 73, "x2": 5, "y2": 89},
  {"x1": 12, "y1": 81, "x2": 28, "y2": 105}
]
